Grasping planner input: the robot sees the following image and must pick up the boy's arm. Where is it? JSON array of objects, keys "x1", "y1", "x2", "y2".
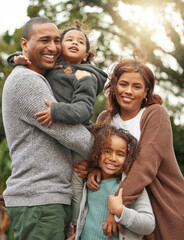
[
  {"x1": 51, "y1": 72, "x2": 99, "y2": 125},
  {"x1": 7, "y1": 51, "x2": 22, "y2": 67}
]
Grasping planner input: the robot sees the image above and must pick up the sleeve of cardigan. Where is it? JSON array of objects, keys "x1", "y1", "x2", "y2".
[
  {"x1": 51, "y1": 74, "x2": 98, "y2": 124},
  {"x1": 115, "y1": 188, "x2": 155, "y2": 235},
  {"x1": 15, "y1": 71, "x2": 93, "y2": 160},
  {"x1": 118, "y1": 104, "x2": 173, "y2": 205}
]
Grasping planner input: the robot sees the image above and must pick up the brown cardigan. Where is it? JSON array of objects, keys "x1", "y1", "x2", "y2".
[{"x1": 97, "y1": 104, "x2": 184, "y2": 240}]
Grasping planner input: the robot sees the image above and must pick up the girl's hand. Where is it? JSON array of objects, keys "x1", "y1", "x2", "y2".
[
  {"x1": 14, "y1": 55, "x2": 31, "y2": 65},
  {"x1": 73, "y1": 160, "x2": 90, "y2": 179},
  {"x1": 35, "y1": 99, "x2": 52, "y2": 127},
  {"x1": 86, "y1": 169, "x2": 102, "y2": 191},
  {"x1": 75, "y1": 70, "x2": 91, "y2": 80},
  {"x1": 108, "y1": 188, "x2": 124, "y2": 218},
  {"x1": 103, "y1": 212, "x2": 124, "y2": 240}
]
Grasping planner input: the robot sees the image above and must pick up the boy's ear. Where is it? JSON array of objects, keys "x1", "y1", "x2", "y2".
[
  {"x1": 21, "y1": 38, "x2": 28, "y2": 52},
  {"x1": 82, "y1": 53, "x2": 89, "y2": 62}
]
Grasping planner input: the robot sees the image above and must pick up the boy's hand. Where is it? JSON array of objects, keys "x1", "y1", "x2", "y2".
[
  {"x1": 108, "y1": 188, "x2": 124, "y2": 218},
  {"x1": 14, "y1": 55, "x2": 31, "y2": 65},
  {"x1": 35, "y1": 99, "x2": 53, "y2": 127},
  {"x1": 75, "y1": 70, "x2": 91, "y2": 80}
]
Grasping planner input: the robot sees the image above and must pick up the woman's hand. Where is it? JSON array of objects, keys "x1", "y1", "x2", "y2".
[
  {"x1": 108, "y1": 188, "x2": 124, "y2": 218},
  {"x1": 73, "y1": 160, "x2": 90, "y2": 179},
  {"x1": 14, "y1": 55, "x2": 31, "y2": 65},
  {"x1": 35, "y1": 99, "x2": 52, "y2": 127},
  {"x1": 86, "y1": 169, "x2": 102, "y2": 191},
  {"x1": 103, "y1": 212, "x2": 124, "y2": 240}
]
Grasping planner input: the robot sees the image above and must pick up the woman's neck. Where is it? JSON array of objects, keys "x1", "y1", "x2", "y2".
[{"x1": 119, "y1": 108, "x2": 141, "y2": 121}]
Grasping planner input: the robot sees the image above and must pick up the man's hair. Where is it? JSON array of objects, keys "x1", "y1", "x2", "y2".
[{"x1": 22, "y1": 17, "x2": 54, "y2": 40}]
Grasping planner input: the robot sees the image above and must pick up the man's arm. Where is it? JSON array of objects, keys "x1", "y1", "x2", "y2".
[{"x1": 17, "y1": 71, "x2": 93, "y2": 160}]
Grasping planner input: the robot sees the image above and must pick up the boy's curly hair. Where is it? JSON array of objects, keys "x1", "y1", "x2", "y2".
[
  {"x1": 90, "y1": 124, "x2": 140, "y2": 178},
  {"x1": 60, "y1": 20, "x2": 96, "y2": 64}
]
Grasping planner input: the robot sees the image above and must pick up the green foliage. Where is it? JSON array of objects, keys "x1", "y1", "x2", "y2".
[
  {"x1": 170, "y1": 118, "x2": 184, "y2": 175},
  {"x1": 0, "y1": 139, "x2": 11, "y2": 191},
  {"x1": 91, "y1": 92, "x2": 107, "y2": 123}
]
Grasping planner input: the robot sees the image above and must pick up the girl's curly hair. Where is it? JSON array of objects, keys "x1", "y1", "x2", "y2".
[
  {"x1": 90, "y1": 123, "x2": 140, "y2": 179},
  {"x1": 60, "y1": 20, "x2": 96, "y2": 64}
]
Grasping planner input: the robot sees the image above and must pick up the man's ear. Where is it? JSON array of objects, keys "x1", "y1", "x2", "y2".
[
  {"x1": 82, "y1": 53, "x2": 89, "y2": 62},
  {"x1": 21, "y1": 38, "x2": 28, "y2": 52}
]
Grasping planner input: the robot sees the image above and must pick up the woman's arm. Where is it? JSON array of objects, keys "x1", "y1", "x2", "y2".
[{"x1": 119, "y1": 104, "x2": 173, "y2": 205}]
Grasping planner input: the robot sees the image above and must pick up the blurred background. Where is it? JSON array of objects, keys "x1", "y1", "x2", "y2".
[{"x1": 0, "y1": 0, "x2": 184, "y2": 238}]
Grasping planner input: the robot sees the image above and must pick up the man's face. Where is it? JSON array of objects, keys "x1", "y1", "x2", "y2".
[{"x1": 21, "y1": 22, "x2": 61, "y2": 75}]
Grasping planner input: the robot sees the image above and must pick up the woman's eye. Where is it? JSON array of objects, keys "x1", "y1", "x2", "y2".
[
  {"x1": 134, "y1": 85, "x2": 141, "y2": 89},
  {"x1": 120, "y1": 83, "x2": 126, "y2": 87}
]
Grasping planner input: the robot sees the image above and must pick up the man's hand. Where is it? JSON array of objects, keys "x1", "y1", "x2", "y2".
[
  {"x1": 108, "y1": 188, "x2": 124, "y2": 218},
  {"x1": 86, "y1": 169, "x2": 102, "y2": 191},
  {"x1": 35, "y1": 99, "x2": 52, "y2": 127},
  {"x1": 73, "y1": 160, "x2": 90, "y2": 178},
  {"x1": 103, "y1": 212, "x2": 124, "y2": 240}
]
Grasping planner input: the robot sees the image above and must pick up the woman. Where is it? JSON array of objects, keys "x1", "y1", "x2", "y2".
[{"x1": 87, "y1": 56, "x2": 184, "y2": 240}]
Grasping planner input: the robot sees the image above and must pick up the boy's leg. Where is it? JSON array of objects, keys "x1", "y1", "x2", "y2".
[
  {"x1": 71, "y1": 151, "x2": 84, "y2": 226},
  {"x1": 7, "y1": 204, "x2": 71, "y2": 240}
]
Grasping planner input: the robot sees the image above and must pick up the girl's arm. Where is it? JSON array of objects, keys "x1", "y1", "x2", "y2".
[{"x1": 108, "y1": 188, "x2": 155, "y2": 235}]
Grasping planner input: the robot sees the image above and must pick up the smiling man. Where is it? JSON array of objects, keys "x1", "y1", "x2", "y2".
[{"x1": 2, "y1": 17, "x2": 93, "y2": 240}]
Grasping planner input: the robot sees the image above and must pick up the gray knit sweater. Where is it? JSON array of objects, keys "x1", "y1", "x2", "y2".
[{"x1": 2, "y1": 66, "x2": 93, "y2": 207}]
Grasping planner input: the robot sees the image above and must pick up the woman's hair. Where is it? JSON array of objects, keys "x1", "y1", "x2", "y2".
[
  {"x1": 106, "y1": 52, "x2": 163, "y2": 117},
  {"x1": 60, "y1": 20, "x2": 96, "y2": 64},
  {"x1": 90, "y1": 124, "x2": 140, "y2": 179}
]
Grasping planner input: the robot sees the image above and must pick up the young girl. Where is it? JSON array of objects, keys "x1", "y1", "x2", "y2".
[
  {"x1": 7, "y1": 20, "x2": 107, "y2": 228},
  {"x1": 75, "y1": 124, "x2": 155, "y2": 240}
]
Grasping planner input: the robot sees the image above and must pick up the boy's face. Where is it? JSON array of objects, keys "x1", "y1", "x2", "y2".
[
  {"x1": 61, "y1": 30, "x2": 89, "y2": 64},
  {"x1": 99, "y1": 135, "x2": 127, "y2": 180},
  {"x1": 21, "y1": 22, "x2": 61, "y2": 75}
]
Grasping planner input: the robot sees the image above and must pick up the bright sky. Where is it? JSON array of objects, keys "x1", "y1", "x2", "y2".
[
  {"x1": 0, "y1": 0, "x2": 60, "y2": 34},
  {"x1": 0, "y1": 0, "x2": 29, "y2": 34}
]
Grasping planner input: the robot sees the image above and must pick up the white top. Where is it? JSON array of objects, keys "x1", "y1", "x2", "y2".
[{"x1": 110, "y1": 108, "x2": 146, "y2": 141}]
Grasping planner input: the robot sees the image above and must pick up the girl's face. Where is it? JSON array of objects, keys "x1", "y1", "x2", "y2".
[
  {"x1": 61, "y1": 30, "x2": 89, "y2": 64},
  {"x1": 115, "y1": 72, "x2": 148, "y2": 120},
  {"x1": 99, "y1": 135, "x2": 127, "y2": 180}
]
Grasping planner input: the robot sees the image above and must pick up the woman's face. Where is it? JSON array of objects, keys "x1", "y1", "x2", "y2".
[{"x1": 115, "y1": 72, "x2": 148, "y2": 120}]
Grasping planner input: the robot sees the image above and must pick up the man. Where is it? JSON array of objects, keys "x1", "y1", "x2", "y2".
[{"x1": 2, "y1": 17, "x2": 93, "y2": 240}]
